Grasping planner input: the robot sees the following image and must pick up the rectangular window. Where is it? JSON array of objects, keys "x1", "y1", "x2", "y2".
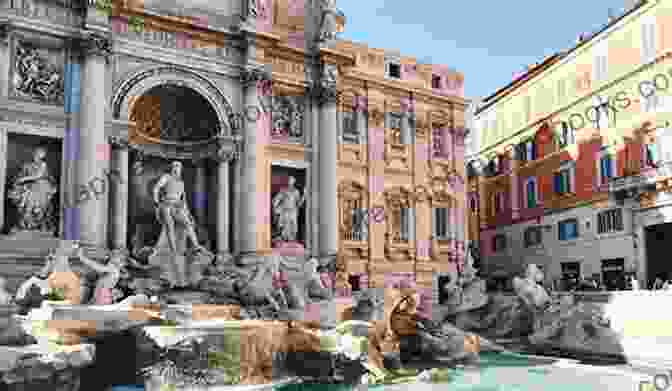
[
  {"x1": 342, "y1": 111, "x2": 358, "y2": 144},
  {"x1": 556, "y1": 121, "x2": 575, "y2": 148},
  {"x1": 433, "y1": 207, "x2": 449, "y2": 239},
  {"x1": 597, "y1": 208, "x2": 623, "y2": 234},
  {"x1": 558, "y1": 218, "x2": 579, "y2": 241},
  {"x1": 524, "y1": 227, "x2": 543, "y2": 247},
  {"x1": 494, "y1": 192, "x2": 503, "y2": 213},
  {"x1": 389, "y1": 112, "x2": 402, "y2": 130},
  {"x1": 399, "y1": 207, "x2": 410, "y2": 241},
  {"x1": 349, "y1": 208, "x2": 369, "y2": 241},
  {"x1": 525, "y1": 177, "x2": 537, "y2": 208},
  {"x1": 525, "y1": 140, "x2": 536, "y2": 161},
  {"x1": 387, "y1": 62, "x2": 401, "y2": 78},
  {"x1": 492, "y1": 234, "x2": 507, "y2": 252},
  {"x1": 554, "y1": 161, "x2": 575, "y2": 194},
  {"x1": 432, "y1": 74, "x2": 442, "y2": 89},
  {"x1": 432, "y1": 127, "x2": 448, "y2": 158},
  {"x1": 600, "y1": 153, "x2": 614, "y2": 184},
  {"x1": 641, "y1": 17, "x2": 657, "y2": 64}
]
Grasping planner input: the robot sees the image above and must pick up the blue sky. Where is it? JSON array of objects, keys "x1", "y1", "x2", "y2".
[{"x1": 337, "y1": 0, "x2": 629, "y2": 101}]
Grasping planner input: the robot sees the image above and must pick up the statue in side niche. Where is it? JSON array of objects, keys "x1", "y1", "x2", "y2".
[
  {"x1": 271, "y1": 176, "x2": 306, "y2": 243},
  {"x1": 7, "y1": 146, "x2": 57, "y2": 233}
]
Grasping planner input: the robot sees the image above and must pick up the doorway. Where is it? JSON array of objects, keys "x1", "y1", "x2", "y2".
[
  {"x1": 601, "y1": 258, "x2": 625, "y2": 291},
  {"x1": 645, "y1": 223, "x2": 672, "y2": 287}
]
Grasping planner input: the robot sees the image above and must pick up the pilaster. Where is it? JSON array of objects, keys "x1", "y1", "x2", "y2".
[
  {"x1": 239, "y1": 66, "x2": 271, "y2": 254},
  {"x1": 108, "y1": 136, "x2": 129, "y2": 251},
  {"x1": 215, "y1": 141, "x2": 238, "y2": 257},
  {"x1": 75, "y1": 32, "x2": 112, "y2": 248},
  {"x1": 0, "y1": 21, "x2": 10, "y2": 99}
]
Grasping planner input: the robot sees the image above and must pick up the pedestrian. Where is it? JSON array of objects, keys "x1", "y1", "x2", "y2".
[{"x1": 653, "y1": 277, "x2": 664, "y2": 290}]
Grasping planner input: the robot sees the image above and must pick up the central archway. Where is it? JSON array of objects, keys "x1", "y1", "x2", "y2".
[{"x1": 130, "y1": 84, "x2": 220, "y2": 143}]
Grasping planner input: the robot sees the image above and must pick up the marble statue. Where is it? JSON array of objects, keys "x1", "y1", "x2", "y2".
[
  {"x1": 77, "y1": 248, "x2": 125, "y2": 305},
  {"x1": 271, "y1": 176, "x2": 305, "y2": 243},
  {"x1": 7, "y1": 146, "x2": 57, "y2": 233},
  {"x1": 304, "y1": 258, "x2": 332, "y2": 301},
  {"x1": 152, "y1": 161, "x2": 206, "y2": 254},
  {"x1": 317, "y1": 0, "x2": 338, "y2": 43}
]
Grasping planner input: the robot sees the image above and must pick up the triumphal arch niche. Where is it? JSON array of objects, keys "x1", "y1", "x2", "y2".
[{"x1": 111, "y1": 66, "x2": 240, "y2": 287}]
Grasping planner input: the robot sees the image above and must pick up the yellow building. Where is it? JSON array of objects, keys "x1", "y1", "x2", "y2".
[{"x1": 468, "y1": 0, "x2": 672, "y2": 289}]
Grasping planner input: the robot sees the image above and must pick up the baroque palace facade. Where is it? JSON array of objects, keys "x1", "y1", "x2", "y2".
[
  {"x1": 467, "y1": 0, "x2": 672, "y2": 290},
  {"x1": 0, "y1": 0, "x2": 468, "y2": 294}
]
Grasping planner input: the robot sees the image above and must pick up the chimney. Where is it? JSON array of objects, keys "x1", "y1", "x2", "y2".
[{"x1": 576, "y1": 33, "x2": 584, "y2": 44}]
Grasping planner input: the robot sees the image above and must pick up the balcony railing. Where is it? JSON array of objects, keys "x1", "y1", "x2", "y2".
[{"x1": 609, "y1": 160, "x2": 672, "y2": 194}]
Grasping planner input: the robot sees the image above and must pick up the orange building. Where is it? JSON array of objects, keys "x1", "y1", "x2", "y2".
[{"x1": 467, "y1": 0, "x2": 672, "y2": 290}]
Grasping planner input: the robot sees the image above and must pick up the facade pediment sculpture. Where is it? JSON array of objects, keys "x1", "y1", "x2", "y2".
[
  {"x1": 317, "y1": 0, "x2": 339, "y2": 43},
  {"x1": 271, "y1": 176, "x2": 306, "y2": 244},
  {"x1": 13, "y1": 42, "x2": 64, "y2": 104}
]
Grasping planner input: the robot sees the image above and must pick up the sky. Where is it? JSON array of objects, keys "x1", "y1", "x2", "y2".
[{"x1": 336, "y1": 0, "x2": 632, "y2": 102}]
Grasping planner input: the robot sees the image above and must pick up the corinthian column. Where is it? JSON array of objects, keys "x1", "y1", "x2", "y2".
[
  {"x1": 317, "y1": 73, "x2": 339, "y2": 259},
  {"x1": 76, "y1": 34, "x2": 111, "y2": 247},
  {"x1": 215, "y1": 142, "x2": 237, "y2": 257},
  {"x1": 239, "y1": 67, "x2": 271, "y2": 254},
  {"x1": 108, "y1": 137, "x2": 129, "y2": 252},
  {"x1": 0, "y1": 23, "x2": 10, "y2": 98}
]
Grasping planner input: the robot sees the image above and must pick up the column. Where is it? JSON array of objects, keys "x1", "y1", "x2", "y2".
[
  {"x1": 239, "y1": 67, "x2": 269, "y2": 254},
  {"x1": 108, "y1": 137, "x2": 129, "y2": 251},
  {"x1": 215, "y1": 145, "x2": 236, "y2": 256},
  {"x1": 192, "y1": 160, "x2": 207, "y2": 225},
  {"x1": 318, "y1": 83, "x2": 339, "y2": 258},
  {"x1": 76, "y1": 34, "x2": 111, "y2": 247}
]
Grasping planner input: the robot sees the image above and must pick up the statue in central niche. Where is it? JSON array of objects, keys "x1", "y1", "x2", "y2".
[
  {"x1": 152, "y1": 161, "x2": 205, "y2": 254},
  {"x1": 271, "y1": 176, "x2": 305, "y2": 243},
  {"x1": 150, "y1": 161, "x2": 211, "y2": 288}
]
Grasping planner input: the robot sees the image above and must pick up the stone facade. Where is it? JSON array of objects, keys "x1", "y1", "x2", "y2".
[{"x1": 0, "y1": 0, "x2": 467, "y2": 297}]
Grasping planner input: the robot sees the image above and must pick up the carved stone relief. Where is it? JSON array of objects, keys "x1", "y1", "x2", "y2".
[
  {"x1": 272, "y1": 95, "x2": 304, "y2": 139},
  {"x1": 12, "y1": 40, "x2": 64, "y2": 105},
  {"x1": 3, "y1": 0, "x2": 82, "y2": 26}
]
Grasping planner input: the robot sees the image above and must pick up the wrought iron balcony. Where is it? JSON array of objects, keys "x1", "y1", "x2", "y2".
[{"x1": 608, "y1": 160, "x2": 672, "y2": 196}]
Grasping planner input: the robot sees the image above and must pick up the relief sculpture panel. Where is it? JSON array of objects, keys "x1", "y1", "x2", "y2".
[{"x1": 12, "y1": 40, "x2": 64, "y2": 105}]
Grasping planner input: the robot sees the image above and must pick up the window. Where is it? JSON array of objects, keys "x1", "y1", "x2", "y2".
[
  {"x1": 592, "y1": 42, "x2": 608, "y2": 83},
  {"x1": 593, "y1": 95, "x2": 610, "y2": 129},
  {"x1": 433, "y1": 207, "x2": 449, "y2": 239},
  {"x1": 524, "y1": 227, "x2": 543, "y2": 247},
  {"x1": 387, "y1": 62, "x2": 401, "y2": 78},
  {"x1": 398, "y1": 207, "x2": 411, "y2": 241},
  {"x1": 554, "y1": 161, "x2": 575, "y2": 194},
  {"x1": 641, "y1": 16, "x2": 657, "y2": 64},
  {"x1": 556, "y1": 121, "x2": 575, "y2": 148},
  {"x1": 469, "y1": 197, "x2": 477, "y2": 212},
  {"x1": 525, "y1": 140, "x2": 536, "y2": 161},
  {"x1": 525, "y1": 177, "x2": 538, "y2": 208},
  {"x1": 388, "y1": 112, "x2": 402, "y2": 130},
  {"x1": 597, "y1": 208, "x2": 623, "y2": 234},
  {"x1": 493, "y1": 191, "x2": 503, "y2": 213},
  {"x1": 598, "y1": 148, "x2": 615, "y2": 185},
  {"x1": 492, "y1": 234, "x2": 507, "y2": 252},
  {"x1": 348, "y1": 208, "x2": 369, "y2": 241},
  {"x1": 432, "y1": 127, "x2": 448, "y2": 158},
  {"x1": 558, "y1": 218, "x2": 579, "y2": 241},
  {"x1": 342, "y1": 111, "x2": 358, "y2": 144},
  {"x1": 432, "y1": 74, "x2": 442, "y2": 89},
  {"x1": 654, "y1": 128, "x2": 672, "y2": 164}
]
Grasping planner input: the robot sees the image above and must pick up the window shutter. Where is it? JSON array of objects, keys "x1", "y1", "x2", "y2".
[
  {"x1": 554, "y1": 173, "x2": 562, "y2": 193},
  {"x1": 527, "y1": 180, "x2": 535, "y2": 208},
  {"x1": 647, "y1": 143, "x2": 658, "y2": 165},
  {"x1": 606, "y1": 156, "x2": 613, "y2": 178},
  {"x1": 531, "y1": 141, "x2": 536, "y2": 160},
  {"x1": 559, "y1": 223, "x2": 565, "y2": 241}
]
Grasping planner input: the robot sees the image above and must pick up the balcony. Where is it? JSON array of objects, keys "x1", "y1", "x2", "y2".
[{"x1": 608, "y1": 160, "x2": 672, "y2": 196}]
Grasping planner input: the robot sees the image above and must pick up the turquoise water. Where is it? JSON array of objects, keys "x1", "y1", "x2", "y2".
[{"x1": 110, "y1": 352, "x2": 642, "y2": 391}]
